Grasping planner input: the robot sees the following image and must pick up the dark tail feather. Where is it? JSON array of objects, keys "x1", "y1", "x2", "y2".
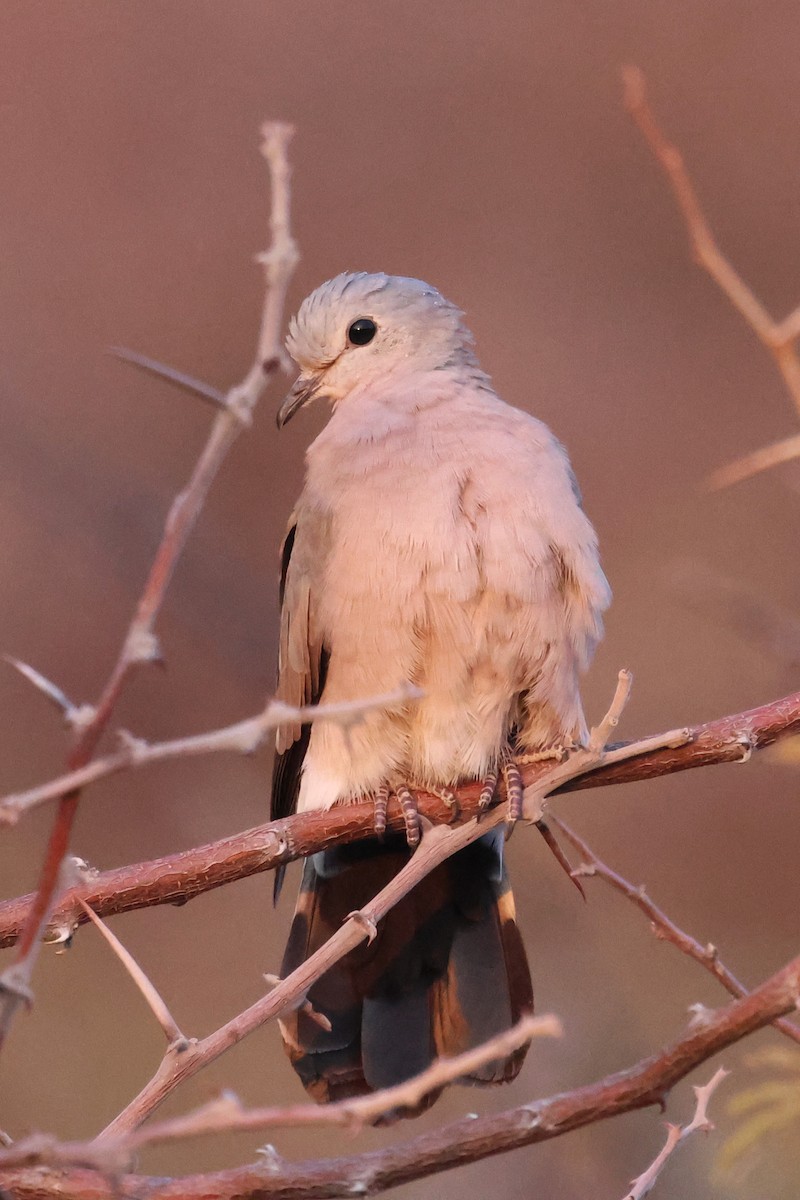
[{"x1": 279, "y1": 831, "x2": 533, "y2": 1116}]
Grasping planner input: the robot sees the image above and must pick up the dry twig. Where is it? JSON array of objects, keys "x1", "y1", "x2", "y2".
[
  {"x1": 0, "y1": 122, "x2": 299, "y2": 1047},
  {"x1": 622, "y1": 1067, "x2": 728, "y2": 1200},
  {"x1": 551, "y1": 817, "x2": 800, "y2": 1047},
  {"x1": 624, "y1": 66, "x2": 800, "y2": 488},
  {"x1": 77, "y1": 901, "x2": 185, "y2": 1047},
  {"x1": 89, "y1": 673, "x2": 668, "y2": 1139},
  {"x1": 3, "y1": 955, "x2": 799, "y2": 1200},
  {"x1": 3, "y1": 684, "x2": 797, "y2": 950},
  {"x1": 0, "y1": 1016, "x2": 561, "y2": 1174},
  {"x1": 0, "y1": 684, "x2": 421, "y2": 825}
]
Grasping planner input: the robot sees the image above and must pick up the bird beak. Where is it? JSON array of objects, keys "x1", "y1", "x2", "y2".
[{"x1": 277, "y1": 373, "x2": 323, "y2": 428}]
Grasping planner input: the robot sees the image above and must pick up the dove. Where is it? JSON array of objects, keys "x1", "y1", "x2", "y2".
[{"x1": 272, "y1": 272, "x2": 610, "y2": 1113}]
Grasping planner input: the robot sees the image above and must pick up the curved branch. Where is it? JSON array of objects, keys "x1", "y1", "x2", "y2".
[
  {"x1": 5, "y1": 951, "x2": 800, "y2": 1199},
  {"x1": 0, "y1": 688, "x2": 797, "y2": 949},
  {"x1": 0, "y1": 122, "x2": 298, "y2": 1046}
]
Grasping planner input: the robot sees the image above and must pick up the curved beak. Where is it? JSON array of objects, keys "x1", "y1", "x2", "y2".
[{"x1": 277, "y1": 373, "x2": 323, "y2": 428}]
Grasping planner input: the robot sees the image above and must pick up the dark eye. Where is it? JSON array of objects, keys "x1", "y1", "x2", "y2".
[{"x1": 347, "y1": 317, "x2": 377, "y2": 346}]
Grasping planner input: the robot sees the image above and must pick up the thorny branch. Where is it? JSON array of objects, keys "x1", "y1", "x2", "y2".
[
  {"x1": 4, "y1": 954, "x2": 800, "y2": 1199},
  {"x1": 2, "y1": 685, "x2": 797, "y2": 950},
  {"x1": 624, "y1": 66, "x2": 800, "y2": 490},
  {"x1": 0, "y1": 122, "x2": 299, "y2": 1047},
  {"x1": 550, "y1": 816, "x2": 800, "y2": 1047},
  {"x1": 78, "y1": 901, "x2": 185, "y2": 1047},
  {"x1": 0, "y1": 683, "x2": 421, "y2": 825},
  {"x1": 89, "y1": 672, "x2": 665, "y2": 1140},
  {"x1": 0, "y1": 1016, "x2": 562, "y2": 1173},
  {"x1": 622, "y1": 1068, "x2": 728, "y2": 1200}
]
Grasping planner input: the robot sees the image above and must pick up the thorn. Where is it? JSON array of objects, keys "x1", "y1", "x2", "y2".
[
  {"x1": 536, "y1": 821, "x2": 586, "y2": 900},
  {"x1": 346, "y1": 909, "x2": 379, "y2": 943},
  {"x1": 256, "y1": 1143, "x2": 284, "y2": 1171},
  {"x1": 263, "y1": 973, "x2": 331, "y2": 1030},
  {"x1": 108, "y1": 347, "x2": 227, "y2": 409}
]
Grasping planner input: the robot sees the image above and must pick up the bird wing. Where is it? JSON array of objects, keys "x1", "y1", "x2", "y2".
[{"x1": 271, "y1": 501, "x2": 331, "y2": 827}]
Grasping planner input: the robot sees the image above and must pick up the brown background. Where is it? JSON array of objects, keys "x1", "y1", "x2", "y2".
[{"x1": 1, "y1": 3, "x2": 799, "y2": 1197}]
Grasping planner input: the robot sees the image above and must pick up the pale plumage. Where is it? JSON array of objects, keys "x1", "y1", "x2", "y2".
[
  {"x1": 272, "y1": 272, "x2": 609, "y2": 1111},
  {"x1": 275, "y1": 272, "x2": 610, "y2": 812}
]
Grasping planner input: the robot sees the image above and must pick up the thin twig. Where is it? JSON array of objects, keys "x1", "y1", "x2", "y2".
[
  {"x1": 550, "y1": 816, "x2": 800, "y2": 1048},
  {"x1": 77, "y1": 901, "x2": 185, "y2": 1047},
  {"x1": 3, "y1": 956, "x2": 800, "y2": 1199},
  {"x1": 0, "y1": 684, "x2": 421, "y2": 825},
  {"x1": 622, "y1": 1067, "x2": 728, "y2": 1200},
  {"x1": 3, "y1": 685, "x2": 800, "y2": 949},
  {"x1": 623, "y1": 66, "x2": 800, "y2": 484},
  {"x1": 0, "y1": 1016, "x2": 561, "y2": 1174},
  {"x1": 2, "y1": 657, "x2": 93, "y2": 731},
  {"x1": 0, "y1": 122, "x2": 298, "y2": 1048},
  {"x1": 704, "y1": 432, "x2": 800, "y2": 491},
  {"x1": 108, "y1": 347, "x2": 227, "y2": 409},
  {"x1": 93, "y1": 676, "x2": 649, "y2": 1139}
]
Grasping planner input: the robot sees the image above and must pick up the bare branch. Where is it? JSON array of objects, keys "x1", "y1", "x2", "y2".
[
  {"x1": 0, "y1": 122, "x2": 298, "y2": 1049},
  {"x1": 1, "y1": 686, "x2": 797, "y2": 950},
  {"x1": 91, "y1": 677, "x2": 650, "y2": 1139},
  {"x1": 0, "y1": 684, "x2": 422, "y2": 825},
  {"x1": 623, "y1": 66, "x2": 800, "y2": 476},
  {"x1": 704, "y1": 432, "x2": 800, "y2": 491},
  {"x1": 78, "y1": 901, "x2": 186, "y2": 1047},
  {"x1": 3, "y1": 958, "x2": 799, "y2": 1199},
  {"x1": 622, "y1": 1067, "x2": 728, "y2": 1200},
  {"x1": 588, "y1": 667, "x2": 632, "y2": 752},
  {"x1": 107, "y1": 347, "x2": 227, "y2": 409},
  {"x1": 2, "y1": 656, "x2": 94, "y2": 732},
  {"x1": 0, "y1": 1016, "x2": 560, "y2": 1173},
  {"x1": 551, "y1": 817, "x2": 800, "y2": 1048}
]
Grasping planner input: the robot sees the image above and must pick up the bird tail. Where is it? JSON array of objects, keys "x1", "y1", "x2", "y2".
[{"x1": 278, "y1": 831, "x2": 533, "y2": 1117}]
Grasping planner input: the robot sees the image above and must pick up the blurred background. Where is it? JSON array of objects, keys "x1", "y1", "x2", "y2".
[{"x1": 1, "y1": 3, "x2": 799, "y2": 1197}]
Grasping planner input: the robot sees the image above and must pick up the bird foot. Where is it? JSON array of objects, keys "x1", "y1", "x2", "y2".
[
  {"x1": 371, "y1": 783, "x2": 422, "y2": 847},
  {"x1": 478, "y1": 743, "x2": 524, "y2": 823}
]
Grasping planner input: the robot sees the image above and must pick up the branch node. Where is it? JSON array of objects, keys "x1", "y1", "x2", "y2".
[
  {"x1": 124, "y1": 629, "x2": 162, "y2": 666},
  {"x1": 3, "y1": 656, "x2": 95, "y2": 732},
  {"x1": 345, "y1": 909, "x2": 379, "y2": 943},
  {"x1": 735, "y1": 732, "x2": 756, "y2": 763},
  {"x1": 116, "y1": 729, "x2": 150, "y2": 760}
]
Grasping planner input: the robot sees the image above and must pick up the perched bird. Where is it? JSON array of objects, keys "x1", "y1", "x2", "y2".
[{"x1": 272, "y1": 272, "x2": 610, "y2": 1112}]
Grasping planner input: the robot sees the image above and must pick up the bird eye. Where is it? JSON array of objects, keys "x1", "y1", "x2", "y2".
[{"x1": 347, "y1": 317, "x2": 377, "y2": 346}]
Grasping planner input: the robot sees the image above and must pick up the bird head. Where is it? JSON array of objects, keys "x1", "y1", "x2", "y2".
[{"x1": 277, "y1": 272, "x2": 475, "y2": 427}]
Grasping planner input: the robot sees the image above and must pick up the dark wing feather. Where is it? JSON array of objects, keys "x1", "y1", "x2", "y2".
[{"x1": 270, "y1": 506, "x2": 331, "y2": 900}]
